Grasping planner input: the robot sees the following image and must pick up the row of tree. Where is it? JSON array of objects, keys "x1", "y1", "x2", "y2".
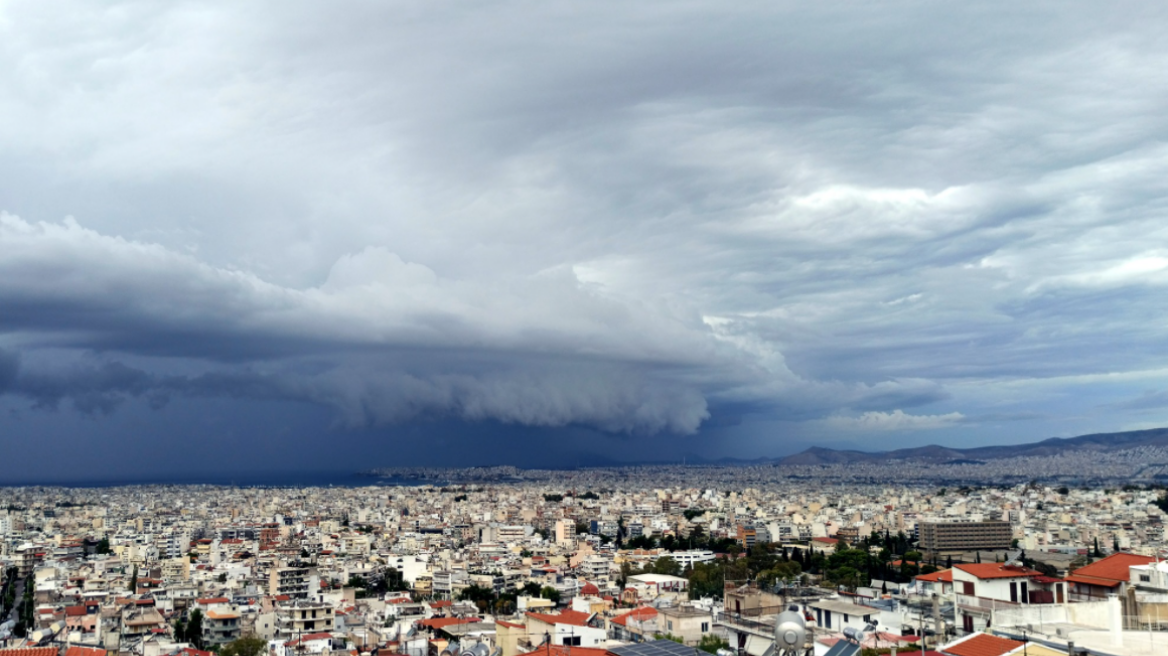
[
  {"x1": 458, "y1": 581, "x2": 562, "y2": 614},
  {"x1": 620, "y1": 530, "x2": 934, "y2": 598}
]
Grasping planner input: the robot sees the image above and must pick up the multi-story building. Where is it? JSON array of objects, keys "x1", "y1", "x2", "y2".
[
  {"x1": 670, "y1": 550, "x2": 716, "y2": 569},
  {"x1": 918, "y1": 520, "x2": 1012, "y2": 555},
  {"x1": 270, "y1": 565, "x2": 315, "y2": 599},
  {"x1": 203, "y1": 608, "x2": 242, "y2": 646},
  {"x1": 736, "y1": 524, "x2": 757, "y2": 549},
  {"x1": 275, "y1": 600, "x2": 335, "y2": 640}
]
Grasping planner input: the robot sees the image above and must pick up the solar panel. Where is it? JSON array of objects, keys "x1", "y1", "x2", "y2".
[
  {"x1": 821, "y1": 641, "x2": 860, "y2": 656},
  {"x1": 608, "y1": 640, "x2": 704, "y2": 656}
]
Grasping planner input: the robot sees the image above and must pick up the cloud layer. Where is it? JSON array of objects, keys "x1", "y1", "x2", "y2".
[{"x1": 3, "y1": 0, "x2": 1168, "y2": 466}]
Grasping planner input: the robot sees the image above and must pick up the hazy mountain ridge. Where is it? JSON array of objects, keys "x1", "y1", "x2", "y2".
[{"x1": 778, "y1": 427, "x2": 1168, "y2": 465}]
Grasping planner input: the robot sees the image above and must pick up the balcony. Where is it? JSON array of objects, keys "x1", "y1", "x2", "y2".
[{"x1": 715, "y1": 611, "x2": 775, "y2": 639}]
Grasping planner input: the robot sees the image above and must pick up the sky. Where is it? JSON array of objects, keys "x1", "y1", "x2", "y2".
[{"x1": 2, "y1": 0, "x2": 1168, "y2": 481}]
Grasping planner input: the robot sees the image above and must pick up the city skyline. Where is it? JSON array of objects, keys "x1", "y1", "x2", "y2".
[{"x1": 4, "y1": 1, "x2": 1168, "y2": 480}]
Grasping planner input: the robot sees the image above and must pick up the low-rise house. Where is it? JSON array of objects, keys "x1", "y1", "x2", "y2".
[
  {"x1": 657, "y1": 606, "x2": 713, "y2": 645},
  {"x1": 1065, "y1": 552, "x2": 1155, "y2": 601},
  {"x1": 607, "y1": 606, "x2": 657, "y2": 643},
  {"x1": 952, "y1": 564, "x2": 1066, "y2": 635}
]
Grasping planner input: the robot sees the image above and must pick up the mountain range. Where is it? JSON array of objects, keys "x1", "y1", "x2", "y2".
[{"x1": 776, "y1": 427, "x2": 1168, "y2": 465}]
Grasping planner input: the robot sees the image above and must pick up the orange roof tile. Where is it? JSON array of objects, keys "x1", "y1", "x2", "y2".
[
  {"x1": 417, "y1": 617, "x2": 482, "y2": 630},
  {"x1": 496, "y1": 620, "x2": 525, "y2": 629},
  {"x1": 66, "y1": 647, "x2": 108, "y2": 656},
  {"x1": 1064, "y1": 573, "x2": 1121, "y2": 588},
  {"x1": 942, "y1": 633, "x2": 1024, "y2": 656},
  {"x1": 916, "y1": 569, "x2": 953, "y2": 583},
  {"x1": 954, "y1": 564, "x2": 1041, "y2": 580},
  {"x1": 525, "y1": 610, "x2": 592, "y2": 627},
  {"x1": 1068, "y1": 552, "x2": 1155, "y2": 584},
  {"x1": 0, "y1": 649, "x2": 59, "y2": 656},
  {"x1": 610, "y1": 606, "x2": 657, "y2": 626},
  {"x1": 285, "y1": 633, "x2": 335, "y2": 646}
]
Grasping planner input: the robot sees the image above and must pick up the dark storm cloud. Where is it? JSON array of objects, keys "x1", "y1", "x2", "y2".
[{"x1": 1, "y1": 0, "x2": 1168, "y2": 454}]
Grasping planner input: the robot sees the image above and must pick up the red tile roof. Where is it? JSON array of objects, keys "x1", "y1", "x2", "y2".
[
  {"x1": 0, "y1": 649, "x2": 59, "y2": 656},
  {"x1": 417, "y1": 617, "x2": 482, "y2": 630},
  {"x1": 610, "y1": 606, "x2": 657, "y2": 626},
  {"x1": 916, "y1": 569, "x2": 953, "y2": 583},
  {"x1": 941, "y1": 633, "x2": 1024, "y2": 656},
  {"x1": 285, "y1": 633, "x2": 335, "y2": 646},
  {"x1": 66, "y1": 647, "x2": 108, "y2": 656},
  {"x1": 1067, "y1": 552, "x2": 1156, "y2": 586},
  {"x1": 954, "y1": 564, "x2": 1042, "y2": 580},
  {"x1": 525, "y1": 610, "x2": 593, "y2": 627},
  {"x1": 496, "y1": 620, "x2": 525, "y2": 629}
]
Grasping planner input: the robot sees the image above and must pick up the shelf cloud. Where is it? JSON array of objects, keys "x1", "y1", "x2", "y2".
[{"x1": 2, "y1": 0, "x2": 1168, "y2": 475}]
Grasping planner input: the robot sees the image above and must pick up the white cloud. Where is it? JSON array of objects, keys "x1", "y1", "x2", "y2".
[{"x1": 820, "y1": 410, "x2": 966, "y2": 432}]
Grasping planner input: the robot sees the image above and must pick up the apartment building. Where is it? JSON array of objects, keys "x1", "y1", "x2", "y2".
[
  {"x1": 919, "y1": 520, "x2": 1012, "y2": 555},
  {"x1": 270, "y1": 565, "x2": 316, "y2": 599},
  {"x1": 203, "y1": 608, "x2": 242, "y2": 646},
  {"x1": 276, "y1": 600, "x2": 335, "y2": 639}
]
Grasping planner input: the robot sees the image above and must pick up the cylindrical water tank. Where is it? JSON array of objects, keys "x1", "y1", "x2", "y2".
[{"x1": 774, "y1": 609, "x2": 806, "y2": 650}]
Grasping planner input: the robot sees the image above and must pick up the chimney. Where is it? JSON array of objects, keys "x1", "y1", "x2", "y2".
[{"x1": 1107, "y1": 594, "x2": 1123, "y2": 648}]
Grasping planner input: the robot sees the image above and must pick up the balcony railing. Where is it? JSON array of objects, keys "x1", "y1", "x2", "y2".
[
  {"x1": 956, "y1": 594, "x2": 1020, "y2": 613},
  {"x1": 715, "y1": 612, "x2": 775, "y2": 637}
]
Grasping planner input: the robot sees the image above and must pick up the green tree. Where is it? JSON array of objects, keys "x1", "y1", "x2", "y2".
[
  {"x1": 96, "y1": 537, "x2": 111, "y2": 554},
  {"x1": 698, "y1": 635, "x2": 729, "y2": 654},
  {"x1": 220, "y1": 637, "x2": 267, "y2": 656},
  {"x1": 186, "y1": 609, "x2": 204, "y2": 649},
  {"x1": 539, "y1": 586, "x2": 561, "y2": 604},
  {"x1": 459, "y1": 585, "x2": 495, "y2": 606},
  {"x1": 654, "y1": 634, "x2": 684, "y2": 643},
  {"x1": 686, "y1": 561, "x2": 725, "y2": 600},
  {"x1": 652, "y1": 557, "x2": 682, "y2": 577},
  {"x1": 129, "y1": 565, "x2": 138, "y2": 592}
]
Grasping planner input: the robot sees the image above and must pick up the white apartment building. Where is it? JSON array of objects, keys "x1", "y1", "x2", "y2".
[{"x1": 670, "y1": 550, "x2": 716, "y2": 569}]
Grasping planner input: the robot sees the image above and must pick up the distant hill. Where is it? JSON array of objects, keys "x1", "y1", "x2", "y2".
[{"x1": 778, "y1": 427, "x2": 1168, "y2": 465}]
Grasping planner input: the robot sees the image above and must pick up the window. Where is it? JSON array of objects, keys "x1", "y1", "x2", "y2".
[
  {"x1": 701, "y1": 623, "x2": 709, "y2": 632},
  {"x1": 563, "y1": 637, "x2": 581, "y2": 646},
  {"x1": 667, "y1": 621, "x2": 673, "y2": 631},
  {"x1": 1141, "y1": 575, "x2": 1151, "y2": 583}
]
